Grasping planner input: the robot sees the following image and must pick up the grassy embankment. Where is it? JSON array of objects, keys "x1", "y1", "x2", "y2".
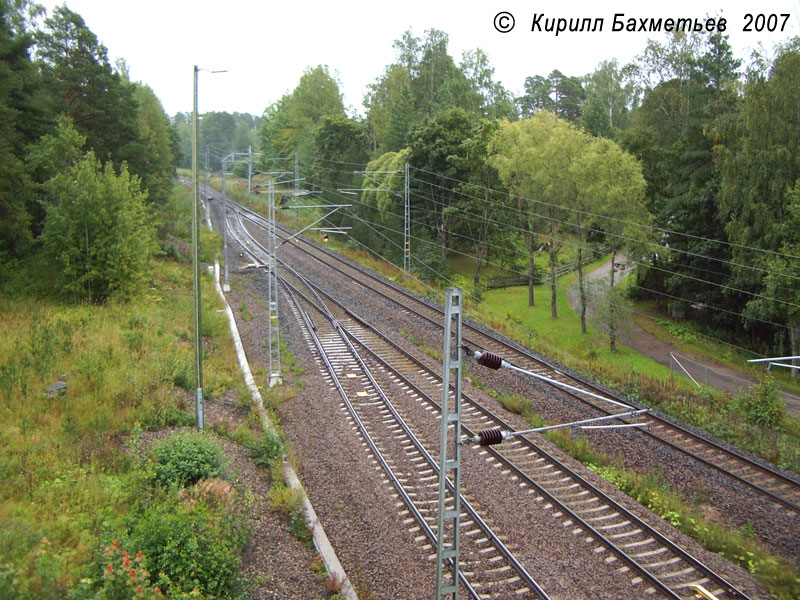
[{"x1": 0, "y1": 183, "x2": 315, "y2": 598}]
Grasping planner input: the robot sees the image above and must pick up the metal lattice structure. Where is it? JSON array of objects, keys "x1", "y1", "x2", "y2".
[
  {"x1": 435, "y1": 287, "x2": 463, "y2": 599},
  {"x1": 404, "y1": 162, "x2": 410, "y2": 274},
  {"x1": 267, "y1": 179, "x2": 282, "y2": 387}
]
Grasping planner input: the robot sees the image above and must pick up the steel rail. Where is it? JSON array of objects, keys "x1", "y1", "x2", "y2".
[
  {"x1": 280, "y1": 272, "x2": 549, "y2": 600},
  {"x1": 229, "y1": 202, "x2": 550, "y2": 598},
  {"x1": 277, "y1": 254, "x2": 753, "y2": 600}
]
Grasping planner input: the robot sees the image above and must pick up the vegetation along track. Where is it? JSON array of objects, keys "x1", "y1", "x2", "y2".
[
  {"x1": 221, "y1": 192, "x2": 800, "y2": 518},
  {"x1": 224, "y1": 194, "x2": 756, "y2": 600}
]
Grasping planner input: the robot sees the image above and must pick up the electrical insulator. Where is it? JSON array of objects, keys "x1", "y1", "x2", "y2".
[
  {"x1": 474, "y1": 428, "x2": 505, "y2": 446},
  {"x1": 475, "y1": 350, "x2": 503, "y2": 370}
]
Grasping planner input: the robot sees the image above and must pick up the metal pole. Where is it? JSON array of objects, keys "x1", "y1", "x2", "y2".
[
  {"x1": 404, "y1": 162, "x2": 410, "y2": 275},
  {"x1": 222, "y1": 156, "x2": 229, "y2": 289},
  {"x1": 267, "y1": 179, "x2": 282, "y2": 387},
  {"x1": 248, "y1": 145, "x2": 252, "y2": 195},
  {"x1": 192, "y1": 65, "x2": 204, "y2": 430},
  {"x1": 435, "y1": 287, "x2": 463, "y2": 599},
  {"x1": 294, "y1": 152, "x2": 299, "y2": 198}
]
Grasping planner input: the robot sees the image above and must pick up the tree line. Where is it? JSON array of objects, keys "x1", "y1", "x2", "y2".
[
  {"x1": 0, "y1": 1, "x2": 178, "y2": 301},
  {"x1": 2, "y1": 0, "x2": 799, "y2": 359},
  {"x1": 257, "y1": 27, "x2": 800, "y2": 359}
]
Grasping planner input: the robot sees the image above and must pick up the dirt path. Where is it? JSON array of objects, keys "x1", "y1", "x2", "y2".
[{"x1": 569, "y1": 258, "x2": 800, "y2": 414}]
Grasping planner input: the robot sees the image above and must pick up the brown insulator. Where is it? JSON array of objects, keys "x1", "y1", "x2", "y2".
[
  {"x1": 477, "y1": 428, "x2": 504, "y2": 446},
  {"x1": 477, "y1": 351, "x2": 503, "y2": 370}
]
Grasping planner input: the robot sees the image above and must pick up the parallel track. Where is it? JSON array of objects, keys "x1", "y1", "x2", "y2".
[
  {"x1": 228, "y1": 209, "x2": 550, "y2": 599},
  {"x1": 225, "y1": 200, "x2": 754, "y2": 600}
]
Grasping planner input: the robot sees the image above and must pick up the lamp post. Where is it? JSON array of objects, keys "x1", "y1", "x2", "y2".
[
  {"x1": 192, "y1": 65, "x2": 227, "y2": 429},
  {"x1": 192, "y1": 65, "x2": 204, "y2": 430}
]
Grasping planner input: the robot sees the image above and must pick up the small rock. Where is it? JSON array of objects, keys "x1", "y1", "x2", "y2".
[{"x1": 45, "y1": 381, "x2": 67, "y2": 396}]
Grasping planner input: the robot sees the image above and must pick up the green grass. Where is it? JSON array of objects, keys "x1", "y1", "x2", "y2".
[
  {"x1": 479, "y1": 265, "x2": 674, "y2": 382},
  {"x1": 633, "y1": 302, "x2": 800, "y2": 398},
  {"x1": 0, "y1": 183, "x2": 251, "y2": 597}
]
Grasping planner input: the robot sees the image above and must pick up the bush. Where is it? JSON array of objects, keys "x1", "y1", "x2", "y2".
[
  {"x1": 39, "y1": 121, "x2": 157, "y2": 302},
  {"x1": 67, "y1": 540, "x2": 164, "y2": 599},
  {"x1": 250, "y1": 429, "x2": 284, "y2": 468},
  {"x1": 736, "y1": 376, "x2": 786, "y2": 428},
  {"x1": 151, "y1": 432, "x2": 226, "y2": 487},
  {"x1": 128, "y1": 500, "x2": 246, "y2": 598}
]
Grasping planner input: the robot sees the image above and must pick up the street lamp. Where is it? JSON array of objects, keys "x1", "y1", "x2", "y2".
[{"x1": 192, "y1": 65, "x2": 227, "y2": 430}]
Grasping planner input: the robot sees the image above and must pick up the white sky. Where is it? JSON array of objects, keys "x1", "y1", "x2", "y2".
[{"x1": 38, "y1": 0, "x2": 800, "y2": 117}]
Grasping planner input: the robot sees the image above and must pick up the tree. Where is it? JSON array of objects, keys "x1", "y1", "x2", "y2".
[
  {"x1": 518, "y1": 75, "x2": 554, "y2": 116},
  {"x1": 357, "y1": 148, "x2": 409, "y2": 265},
  {"x1": 549, "y1": 70, "x2": 585, "y2": 122},
  {"x1": 0, "y1": 0, "x2": 38, "y2": 259},
  {"x1": 588, "y1": 280, "x2": 634, "y2": 353},
  {"x1": 745, "y1": 183, "x2": 800, "y2": 374},
  {"x1": 402, "y1": 29, "x2": 466, "y2": 118},
  {"x1": 719, "y1": 46, "x2": 800, "y2": 351},
  {"x1": 459, "y1": 48, "x2": 516, "y2": 120},
  {"x1": 35, "y1": 5, "x2": 138, "y2": 163},
  {"x1": 231, "y1": 119, "x2": 258, "y2": 154},
  {"x1": 364, "y1": 64, "x2": 414, "y2": 153},
  {"x1": 583, "y1": 59, "x2": 637, "y2": 132},
  {"x1": 579, "y1": 93, "x2": 613, "y2": 138},
  {"x1": 517, "y1": 70, "x2": 585, "y2": 122},
  {"x1": 131, "y1": 83, "x2": 177, "y2": 204},
  {"x1": 37, "y1": 119, "x2": 156, "y2": 302},
  {"x1": 573, "y1": 137, "x2": 649, "y2": 340},
  {"x1": 259, "y1": 65, "x2": 345, "y2": 159},
  {"x1": 366, "y1": 30, "x2": 512, "y2": 156},
  {"x1": 408, "y1": 108, "x2": 479, "y2": 259},
  {"x1": 200, "y1": 111, "x2": 236, "y2": 157},
  {"x1": 311, "y1": 115, "x2": 370, "y2": 230},
  {"x1": 490, "y1": 112, "x2": 585, "y2": 314},
  {"x1": 173, "y1": 112, "x2": 193, "y2": 169},
  {"x1": 446, "y1": 118, "x2": 507, "y2": 287}
]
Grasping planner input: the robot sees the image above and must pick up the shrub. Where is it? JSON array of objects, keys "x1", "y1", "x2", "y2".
[
  {"x1": 736, "y1": 376, "x2": 786, "y2": 428},
  {"x1": 68, "y1": 540, "x2": 164, "y2": 599},
  {"x1": 151, "y1": 432, "x2": 226, "y2": 487},
  {"x1": 39, "y1": 120, "x2": 157, "y2": 302},
  {"x1": 249, "y1": 429, "x2": 284, "y2": 468},
  {"x1": 128, "y1": 500, "x2": 246, "y2": 598}
]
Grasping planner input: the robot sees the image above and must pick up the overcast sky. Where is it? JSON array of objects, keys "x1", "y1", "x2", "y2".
[{"x1": 37, "y1": 0, "x2": 800, "y2": 117}]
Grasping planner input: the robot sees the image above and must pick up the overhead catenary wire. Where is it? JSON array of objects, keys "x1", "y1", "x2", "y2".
[
  {"x1": 407, "y1": 172, "x2": 800, "y2": 284},
  {"x1": 235, "y1": 156, "x2": 799, "y2": 354},
  {"x1": 313, "y1": 159, "x2": 800, "y2": 289},
  {"x1": 409, "y1": 165, "x2": 800, "y2": 264},
  {"x1": 312, "y1": 168, "x2": 800, "y2": 328},
  {"x1": 274, "y1": 164, "x2": 782, "y2": 336},
  {"x1": 310, "y1": 195, "x2": 782, "y2": 357}
]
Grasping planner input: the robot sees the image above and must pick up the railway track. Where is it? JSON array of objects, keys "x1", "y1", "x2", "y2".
[
  {"x1": 225, "y1": 200, "x2": 756, "y2": 600},
  {"x1": 227, "y1": 210, "x2": 550, "y2": 599},
  {"x1": 219, "y1": 193, "x2": 800, "y2": 519}
]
